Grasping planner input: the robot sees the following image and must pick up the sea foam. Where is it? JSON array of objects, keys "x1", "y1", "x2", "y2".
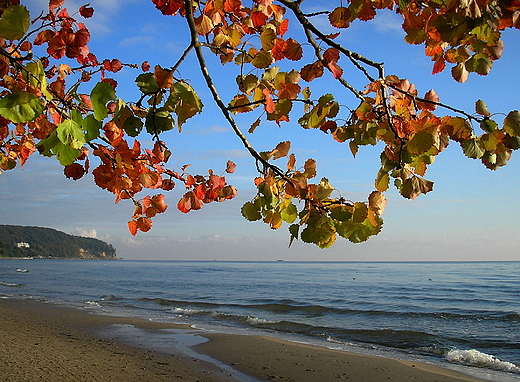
[{"x1": 446, "y1": 349, "x2": 520, "y2": 373}]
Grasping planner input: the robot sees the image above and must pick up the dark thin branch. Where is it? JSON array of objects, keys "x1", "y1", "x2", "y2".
[{"x1": 184, "y1": 0, "x2": 288, "y2": 180}]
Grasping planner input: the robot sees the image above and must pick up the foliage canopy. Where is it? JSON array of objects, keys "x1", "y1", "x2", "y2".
[{"x1": 0, "y1": 0, "x2": 518, "y2": 248}]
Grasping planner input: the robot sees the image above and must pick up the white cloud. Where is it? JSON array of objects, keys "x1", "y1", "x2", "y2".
[{"x1": 72, "y1": 228, "x2": 98, "y2": 238}]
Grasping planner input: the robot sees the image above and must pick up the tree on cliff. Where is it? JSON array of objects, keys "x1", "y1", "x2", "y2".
[{"x1": 0, "y1": 0, "x2": 518, "y2": 248}]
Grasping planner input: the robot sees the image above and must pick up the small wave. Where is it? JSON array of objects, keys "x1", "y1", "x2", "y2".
[
  {"x1": 83, "y1": 301, "x2": 101, "y2": 307},
  {"x1": 0, "y1": 281, "x2": 23, "y2": 287},
  {"x1": 446, "y1": 349, "x2": 520, "y2": 373}
]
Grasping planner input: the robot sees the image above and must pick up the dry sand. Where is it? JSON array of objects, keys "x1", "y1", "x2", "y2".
[{"x1": 0, "y1": 299, "x2": 489, "y2": 382}]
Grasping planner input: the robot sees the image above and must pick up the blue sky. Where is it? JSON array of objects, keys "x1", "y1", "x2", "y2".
[{"x1": 1, "y1": 0, "x2": 519, "y2": 261}]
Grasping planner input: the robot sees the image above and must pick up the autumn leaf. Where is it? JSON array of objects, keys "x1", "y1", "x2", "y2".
[
  {"x1": 226, "y1": 160, "x2": 236, "y2": 173},
  {"x1": 79, "y1": 5, "x2": 94, "y2": 18},
  {"x1": 329, "y1": 7, "x2": 351, "y2": 28},
  {"x1": 282, "y1": 38, "x2": 303, "y2": 61},
  {"x1": 64, "y1": 163, "x2": 85, "y2": 180},
  {"x1": 154, "y1": 65, "x2": 174, "y2": 89},
  {"x1": 269, "y1": 141, "x2": 291, "y2": 160}
]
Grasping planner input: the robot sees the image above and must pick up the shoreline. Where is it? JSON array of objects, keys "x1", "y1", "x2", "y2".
[{"x1": 0, "y1": 298, "x2": 493, "y2": 382}]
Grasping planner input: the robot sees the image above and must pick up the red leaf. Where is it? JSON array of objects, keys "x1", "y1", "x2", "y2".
[
  {"x1": 300, "y1": 61, "x2": 324, "y2": 82},
  {"x1": 278, "y1": 18, "x2": 289, "y2": 36},
  {"x1": 141, "y1": 61, "x2": 151, "y2": 72},
  {"x1": 152, "y1": 0, "x2": 183, "y2": 15},
  {"x1": 282, "y1": 38, "x2": 303, "y2": 61},
  {"x1": 79, "y1": 5, "x2": 94, "y2": 18},
  {"x1": 251, "y1": 11, "x2": 267, "y2": 29},
  {"x1": 226, "y1": 160, "x2": 236, "y2": 174},
  {"x1": 64, "y1": 163, "x2": 85, "y2": 180},
  {"x1": 432, "y1": 56, "x2": 446, "y2": 75},
  {"x1": 103, "y1": 59, "x2": 123, "y2": 73}
]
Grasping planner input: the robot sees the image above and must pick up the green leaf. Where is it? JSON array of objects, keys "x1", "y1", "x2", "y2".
[
  {"x1": 336, "y1": 221, "x2": 375, "y2": 243},
  {"x1": 135, "y1": 73, "x2": 159, "y2": 94},
  {"x1": 169, "y1": 82, "x2": 203, "y2": 129},
  {"x1": 36, "y1": 130, "x2": 60, "y2": 157},
  {"x1": 504, "y1": 111, "x2": 520, "y2": 137},
  {"x1": 57, "y1": 120, "x2": 86, "y2": 149},
  {"x1": 25, "y1": 60, "x2": 52, "y2": 101},
  {"x1": 461, "y1": 138, "x2": 485, "y2": 159},
  {"x1": 124, "y1": 116, "x2": 143, "y2": 137},
  {"x1": 145, "y1": 108, "x2": 175, "y2": 134},
  {"x1": 330, "y1": 206, "x2": 352, "y2": 221},
  {"x1": 82, "y1": 114, "x2": 102, "y2": 142},
  {"x1": 241, "y1": 201, "x2": 262, "y2": 221},
  {"x1": 52, "y1": 142, "x2": 81, "y2": 166},
  {"x1": 0, "y1": 6, "x2": 30, "y2": 41},
  {"x1": 465, "y1": 53, "x2": 492, "y2": 75},
  {"x1": 288, "y1": 224, "x2": 299, "y2": 248},
  {"x1": 480, "y1": 119, "x2": 497, "y2": 133},
  {"x1": 0, "y1": 91, "x2": 43, "y2": 123},
  {"x1": 280, "y1": 203, "x2": 297, "y2": 223},
  {"x1": 90, "y1": 82, "x2": 116, "y2": 121},
  {"x1": 406, "y1": 130, "x2": 434, "y2": 155}
]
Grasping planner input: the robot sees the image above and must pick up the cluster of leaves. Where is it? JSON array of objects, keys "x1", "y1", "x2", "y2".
[
  {"x1": 0, "y1": 0, "x2": 237, "y2": 235},
  {"x1": 0, "y1": 0, "x2": 519, "y2": 247}
]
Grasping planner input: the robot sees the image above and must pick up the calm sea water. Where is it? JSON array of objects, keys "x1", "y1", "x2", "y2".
[{"x1": 1, "y1": 260, "x2": 519, "y2": 381}]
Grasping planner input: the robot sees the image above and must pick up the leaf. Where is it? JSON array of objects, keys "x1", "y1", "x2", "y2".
[
  {"x1": 52, "y1": 142, "x2": 81, "y2": 166},
  {"x1": 406, "y1": 130, "x2": 434, "y2": 155},
  {"x1": 465, "y1": 54, "x2": 492, "y2": 75},
  {"x1": 288, "y1": 224, "x2": 299, "y2": 248},
  {"x1": 0, "y1": 92, "x2": 43, "y2": 123},
  {"x1": 135, "y1": 73, "x2": 159, "y2": 94},
  {"x1": 123, "y1": 115, "x2": 144, "y2": 137},
  {"x1": 282, "y1": 38, "x2": 303, "y2": 61},
  {"x1": 226, "y1": 160, "x2": 236, "y2": 174},
  {"x1": 503, "y1": 111, "x2": 520, "y2": 137},
  {"x1": 79, "y1": 5, "x2": 94, "y2": 18},
  {"x1": 329, "y1": 7, "x2": 351, "y2": 28},
  {"x1": 300, "y1": 61, "x2": 324, "y2": 82},
  {"x1": 82, "y1": 114, "x2": 102, "y2": 141},
  {"x1": 56, "y1": 119, "x2": 86, "y2": 149},
  {"x1": 280, "y1": 203, "x2": 298, "y2": 223},
  {"x1": 169, "y1": 82, "x2": 203, "y2": 128},
  {"x1": 452, "y1": 63, "x2": 468, "y2": 83},
  {"x1": 375, "y1": 169, "x2": 390, "y2": 192},
  {"x1": 145, "y1": 109, "x2": 175, "y2": 134},
  {"x1": 314, "y1": 178, "x2": 334, "y2": 201},
  {"x1": 445, "y1": 117, "x2": 472, "y2": 142},
  {"x1": 368, "y1": 191, "x2": 386, "y2": 215},
  {"x1": 461, "y1": 138, "x2": 485, "y2": 159},
  {"x1": 252, "y1": 50, "x2": 274, "y2": 69},
  {"x1": 90, "y1": 82, "x2": 116, "y2": 121},
  {"x1": 475, "y1": 100, "x2": 490, "y2": 116},
  {"x1": 0, "y1": 6, "x2": 30, "y2": 41},
  {"x1": 154, "y1": 65, "x2": 174, "y2": 89},
  {"x1": 270, "y1": 141, "x2": 290, "y2": 160},
  {"x1": 64, "y1": 163, "x2": 85, "y2": 180}
]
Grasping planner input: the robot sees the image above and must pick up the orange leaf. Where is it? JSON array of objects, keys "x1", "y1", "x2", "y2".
[
  {"x1": 128, "y1": 220, "x2": 138, "y2": 236},
  {"x1": 329, "y1": 7, "x2": 351, "y2": 28},
  {"x1": 263, "y1": 89, "x2": 275, "y2": 113},
  {"x1": 432, "y1": 56, "x2": 446, "y2": 75},
  {"x1": 154, "y1": 65, "x2": 174, "y2": 89},
  {"x1": 151, "y1": 194, "x2": 168, "y2": 213},
  {"x1": 282, "y1": 38, "x2": 303, "y2": 61},
  {"x1": 300, "y1": 61, "x2": 324, "y2": 82},
  {"x1": 137, "y1": 217, "x2": 153, "y2": 232}
]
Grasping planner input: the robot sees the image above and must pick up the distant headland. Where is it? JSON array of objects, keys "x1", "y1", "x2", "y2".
[{"x1": 0, "y1": 225, "x2": 117, "y2": 260}]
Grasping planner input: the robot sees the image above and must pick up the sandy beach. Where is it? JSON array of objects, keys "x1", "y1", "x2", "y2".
[{"x1": 0, "y1": 299, "x2": 489, "y2": 382}]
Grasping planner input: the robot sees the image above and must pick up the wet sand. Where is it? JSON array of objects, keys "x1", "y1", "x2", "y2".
[{"x1": 0, "y1": 299, "x2": 488, "y2": 381}]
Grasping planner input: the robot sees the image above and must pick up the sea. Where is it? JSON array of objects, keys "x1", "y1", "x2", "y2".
[{"x1": 1, "y1": 260, "x2": 519, "y2": 382}]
